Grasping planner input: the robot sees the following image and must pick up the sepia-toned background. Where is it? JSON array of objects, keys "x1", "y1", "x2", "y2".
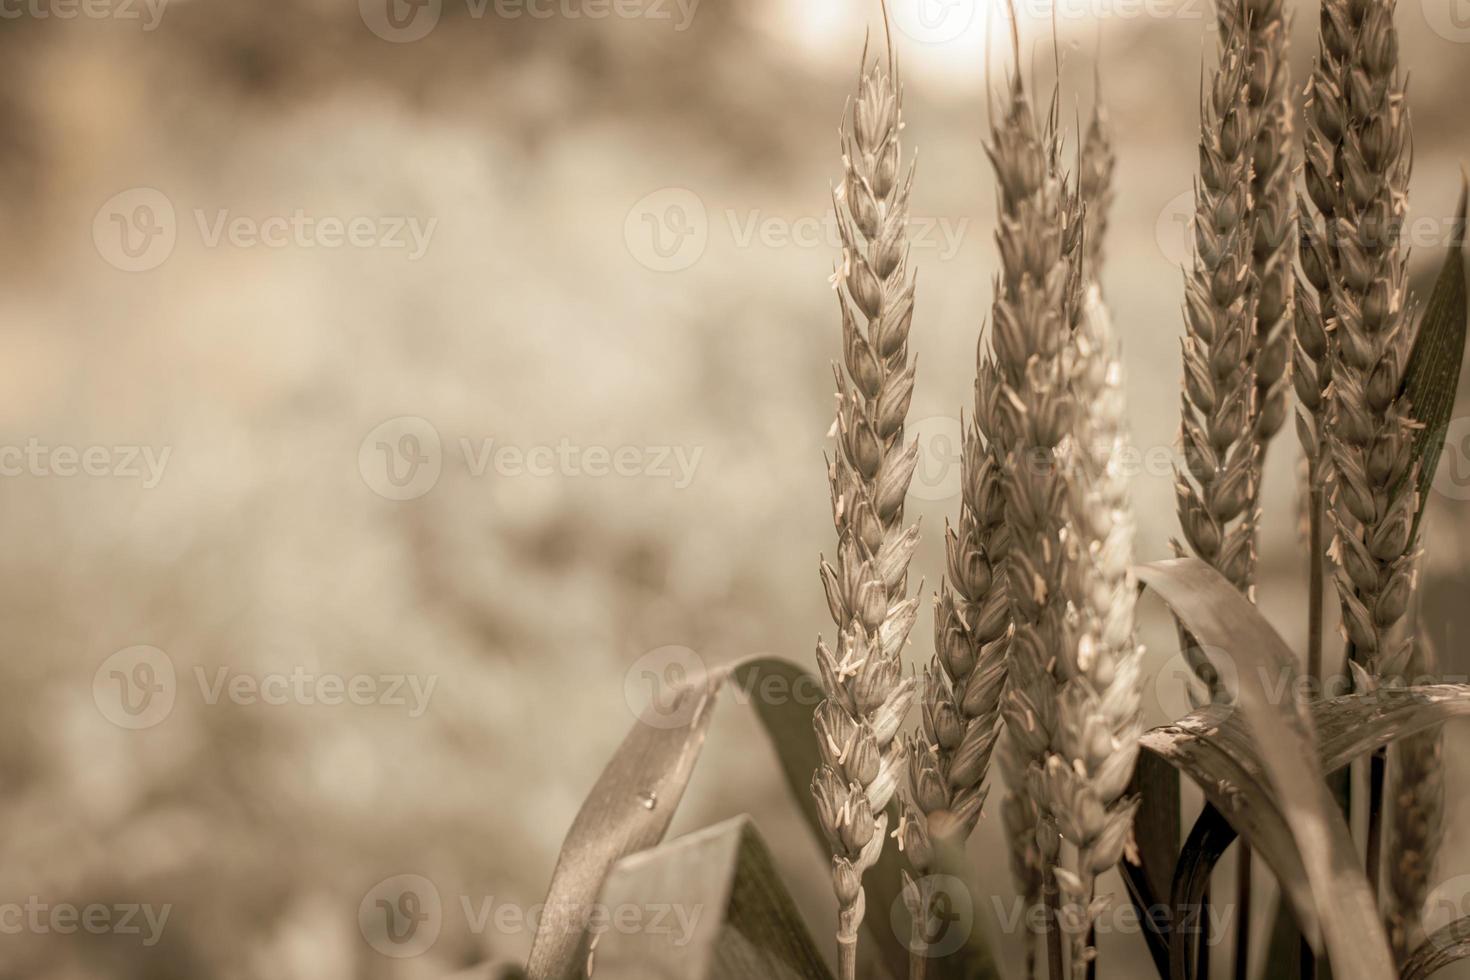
[{"x1": 0, "y1": 0, "x2": 1467, "y2": 976}]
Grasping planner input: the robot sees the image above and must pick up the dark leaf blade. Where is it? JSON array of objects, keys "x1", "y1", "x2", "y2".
[
  {"x1": 1169, "y1": 804, "x2": 1239, "y2": 980},
  {"x1": 1142, "y1": 684, "x2": 1470, "y2": 980},
  {"x1": 593, "y1": 817, "x2": 835, "y2": 980},
  {"x1": 1118, "y1": 750, "x2": 1180, "y2": 979},
  {"x1": 1135, "y1": 558, "x2": 1395, "y2": 980},
  {"x1": 1400, "y1": 175, "x2": 1469, "y2": 538}
]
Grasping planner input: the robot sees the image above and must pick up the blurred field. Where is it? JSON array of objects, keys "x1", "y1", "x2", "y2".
[{"x1": 0, "y1": 0, "x2": 1467, "y2": 976}]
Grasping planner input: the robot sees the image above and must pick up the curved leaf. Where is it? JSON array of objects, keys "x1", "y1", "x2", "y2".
[
  {"x1": 1143, "y1": 684, "x2": 1470, "y2": 980},
  {"x1": 1135, "y1": 558, "x2": 1394, "y2": 980},
  {"x1": 1400, "y1": 916, "x2": 1470, "y2": 980},
  {"x1": 1400, "y1": 175, "x2": 1469, "y2": 539},
  {"x1": 593, "y1": 817, "x2": 834, "y2": 980},
  {"x1": 526, "y1": 655, "x2": 996, "y2": 980}
]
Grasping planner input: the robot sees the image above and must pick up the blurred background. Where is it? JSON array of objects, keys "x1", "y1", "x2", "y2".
[{"x1": 0, "y1": 0, "x2": 1467, "y2": 976}]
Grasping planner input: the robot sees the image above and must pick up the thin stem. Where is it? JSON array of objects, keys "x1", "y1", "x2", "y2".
[
  {"x1": 1235, "y1": 846, "x2": 1252, "y2": 980},
  {"x1": 1365, "y1": 745, "x2": 1387, "y2": 901},
  {"x1": 838, "y1": 907, "x2": 858, "y2": 980},
  {"x1": 1200, "y1": 882, "x2": 1212, "y2": 980},
  {"x1": 909, "y1": 947, "x2": 928, "y2": 980},
  {"x1": 1307, "y1": 481, "x2": 1324, "y2": 685},
  {"x1": 1043, "y1": 859, "x2": 1065, "y2": 980},
  {"x1": 909, "y1": 913, "x2": 928, "y2": 980}
]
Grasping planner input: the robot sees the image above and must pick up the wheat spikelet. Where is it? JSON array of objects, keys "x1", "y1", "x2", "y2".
[
  {"x1": 1301, "y1": 0, "x2": 1417, "y2": 674},
  {"x1": 811, "y1": 38, "x2": 922, "y2": 980}
]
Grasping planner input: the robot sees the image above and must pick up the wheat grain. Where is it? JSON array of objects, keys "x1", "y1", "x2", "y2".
[{"x1": 811, "y1": 38, "x2": 921, "y2": 980}]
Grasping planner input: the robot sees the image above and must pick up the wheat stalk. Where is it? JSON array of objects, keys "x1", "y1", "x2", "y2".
[
  {"x1": 1387, "y1": 636, "x2": 1444, "y2": 962},
  {"x1": 811, "y1": 36, "x2": 922, "y2": 980}
]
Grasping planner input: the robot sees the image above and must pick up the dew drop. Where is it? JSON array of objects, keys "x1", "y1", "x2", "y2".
[{"x1": 638, "y1": 791, "x2": 658, "y2": 810}]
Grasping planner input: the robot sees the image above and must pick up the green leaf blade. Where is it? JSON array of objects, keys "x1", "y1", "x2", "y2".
[{"x1": 1401, "y1": 175, "x2": 1470, "y2": 538}]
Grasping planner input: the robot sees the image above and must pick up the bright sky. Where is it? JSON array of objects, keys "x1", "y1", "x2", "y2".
[{"x1": 774, "y1": 0, "x2": 1094, "y2": 88}]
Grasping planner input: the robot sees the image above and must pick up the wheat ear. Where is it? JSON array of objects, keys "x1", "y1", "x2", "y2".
[
  {"x1": 899, "y1": 362, "x2": 1010, "y2": 974},
  {"x1": 812, "y1": 37, "x2": 922, "y2": 980},
  {"x1": 983, "y1": 53, "x2": 1087, "y2": 978},
  {"x1": 1302, "y1": 0, "x2": 1416, "y2": 677},
  {"x1": 1174, "y1": 31, "x2": 1260, "y2": 707},
  {"x1": 1226, "y1": 0, "x2": 1296, "y2": 462},
  {"x1": 1039, "y1": 284, "x2": 1143, "y2": 980},
  {"x1": 897, "y1": 124, "x2": 1015, "y2": 980}
]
